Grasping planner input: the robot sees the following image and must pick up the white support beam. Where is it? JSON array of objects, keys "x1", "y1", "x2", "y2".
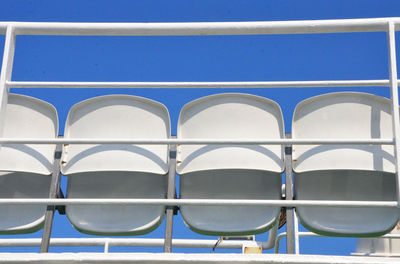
[
  {"x1": 293, "y1": 211, "x2": 300, "y2": 255},
  {"x1": 0, "y1": 198, "x2": 396, "y2": 208},
  {"x1": 387, "y1": 22, "x2": 400, "y2": 208},
  {"x1": 0, "y1": 253, "x2": 399, "y2": 264},
  {"x1": 0, "y1": 18, "x2": 398, "y2": 36},
  {"x1": 6, "y1": 80, "x2": 391, "y2": 89},
  {"x1": 0, "y1": 26, "x2": 15, "y2": 140},
  {"x1": 0, "y1": 238, "x2": 264, "y2": 249},
  {"x1": 0, "y1": 138, "x2": 393, "y2": 145}
]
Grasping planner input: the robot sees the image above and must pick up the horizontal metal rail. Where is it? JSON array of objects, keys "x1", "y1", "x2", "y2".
[
  {"x1": 352, "y1": 252, "x2": 400, "y2": 258},
  {"x1": 0, "y1": 238, "x2": 262, "y2": 249},
  {"x1": 0, "y1": 138, "x2": 393, "y2": 145},
  {"x1": 6, "y1": 80, "x2": 395, "y2": 88},
  {"x1": 1, "y1": 253, "x2": 400, "y2": 264},
  {"x1": 0, "y1": 199, "x2": 396, "y2": 208},
  {"x1": 0, "y1": 18, "x2": 399, "y2": 36}
]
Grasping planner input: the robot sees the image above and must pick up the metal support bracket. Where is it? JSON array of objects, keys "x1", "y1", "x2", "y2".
[
  {"x1": 284, "y1": 133, "x2": 295, "y2": 254},
  {"x1": 56, "y1": 188, "x2": 66, "y2": 215},
  {"x1": 40, "y1": 144, "x2": 62, "y2": 253},
  {"x1": 164, "y1": 137, "x2": 177, "y2": 253}
]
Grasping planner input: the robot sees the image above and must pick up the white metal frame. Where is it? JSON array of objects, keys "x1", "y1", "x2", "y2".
[
  {"x1": 0, "y1": 26, "x2": 15, "y2": 139},
  {"x1": 0, "y1": 18, "x2": 399, "y2": 263},
  {"x1": 0, "y1": 199, "x2": 396, "y2": 207},
  {"x1": 0, "y1": 138, "x2": 394, "y2": 145}
]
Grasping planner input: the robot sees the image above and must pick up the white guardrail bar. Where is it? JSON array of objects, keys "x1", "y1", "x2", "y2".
[
  {"x1": 0, "y1": 18, "x2": 399, "y2": 35},
  {"x1": 0, "y1": 18, "x2": 400, "y2": 263},
  {"x1": 5, "y1": 80, "x2": 400, "y2": 88},
  {"x1": 0, "y1": 138, "x2": 394, "y2": 144},
  {"x1": 0, "y1": 199, "x2": 396, "y2": 207}
]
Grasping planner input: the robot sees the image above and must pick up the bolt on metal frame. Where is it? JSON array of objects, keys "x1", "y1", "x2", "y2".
[{"x1": 0, "y1": 18, "x2": 399, "y2": 258}]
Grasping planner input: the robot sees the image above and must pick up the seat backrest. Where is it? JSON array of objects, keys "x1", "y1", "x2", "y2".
[
  {"x1": 177, "y1": 93, "x2": 284, "y2": 174},
  {"x1": 0, "y1": 93, "x2": 58, "y2": 175},
  {"x1": 61, "y1": 95, "x2": 170, "y2": 175},
  {"x1": 292, "y1": 92, "x2": 398, "y2": 237},
  {"x1": 292, "y1": 92, "x2": 394, "y2": 173}
]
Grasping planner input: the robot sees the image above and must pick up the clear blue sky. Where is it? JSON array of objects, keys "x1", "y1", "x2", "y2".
[{"x1": 0, "y1": 0, "x2": 399, "y2": 255}]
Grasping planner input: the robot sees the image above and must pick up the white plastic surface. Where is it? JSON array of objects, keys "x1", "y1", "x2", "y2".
[
  {"x1": 63, "y1": 95, "x2": 170, "y2": 235},
  {"x1": 0, "y1": 94, "x2": 58, "y2": 174},
  {"x1": 292, "y1": 92, "x2": 398, "y2": 236},
  {"x1": 293, "y1": 92, "x2": 394, "y2": 173},
  {"x1": 0, "y1": 94, "x2": 57, "y2": 233},
  {"x1": 177, "y1": 93, "x2": 284, "y2": 174},
  {"x1": 180, "y1": 170, "x2": 281, "y2": 235},
  {"x1": 66, "y1": 172, "x2": 166, "y2": 235},
  {"x1": 177, "y1": 93, "x2": 284, "y2": 235},
  {"x1": 0, "y1": 172, "x2": 51, "y2": 234},
  {"x1": 62, "y1": 95, "x2": 170, "y2": 175}
]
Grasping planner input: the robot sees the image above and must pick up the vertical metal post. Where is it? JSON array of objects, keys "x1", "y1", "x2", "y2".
[
  {"x1": 164, "y1": 137, "x2": 177, "y2": 253},
  {"x1": 40, "y1": 143, "x2": 62, "y2": 253},
  {"x1": 293, "y1": 210, "x2": 300, "y2": 254},
  {"x1": 284, "y1": 133, "x2": 295, "y2": 254},
  {"x1": 104, "y1": 240, "x2": 110, "y2": 253},
  {"x1": 387, "y1": 22, "x2": 400, "y2": 208},
  {"x1": 0, "y1": 26, "x2": 15, "y2": 139}
]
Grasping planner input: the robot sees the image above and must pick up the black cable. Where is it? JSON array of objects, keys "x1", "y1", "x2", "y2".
[{"x1": 212, "y1": 238, "x2": 222, "y2": 253}]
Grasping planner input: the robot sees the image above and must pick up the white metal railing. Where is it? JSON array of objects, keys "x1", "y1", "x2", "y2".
[
  {"x1": 0, "y1": 138, "x2": 394, "y2": 145},
  {"x1": 0, "y1": 18, "x2": 399, "y2": 262},
  {"x1": 387, "y1": 21, "x2": 400, "y2": 214},
  {"x1": 0, "y1": 238, "x2": 263, "y2": 250},
  {"x1": 5, "y1": 80, "x2": 400, "y2": 88},
  {"x1": 0, "y1": 18, "x2": 398, "y2": 35},
  {"x1": 0, "y1": 199, "x2": 396, "y2": 207}
]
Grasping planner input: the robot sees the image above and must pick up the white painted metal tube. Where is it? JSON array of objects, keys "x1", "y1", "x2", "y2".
[
  {"x1": 263, "y1": 221, "x2": 279, "y2": 250},
  {"x1": 293, "y1": 211, "x2": 300, "y2": 254},
  {"x1": 0, "y1": 18, "x2": 398, "y2": 36},
  {"x1": 1, "y1": 253, "x2": 400, "y2": 264},
  {"x1": 0, "y1": 199, "x2": 396, "y2": 208},
  {"x1": 274, "y1": 232, "x2": 287, "y2": 253},
  {"x1": 6, "y1": 80, "x2": 391, "y2": 88},
  {"x1": 387, "y1": 22, "x2": 400, "y2": 208},
  {"x1": 0, "y1": 238, "x2": 255, "y2": 249},
  {"x1": 0, "y1": 26, "x2": 15, "y2": 142},
  {"x1": 0, "y1": 138, "x2": 393, "y2": 145}
]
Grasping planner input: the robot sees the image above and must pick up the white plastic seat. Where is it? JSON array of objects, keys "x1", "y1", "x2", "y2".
[
  {"x1": 0, "y1": 93, "x2": 58, "y2": 234},
  {"x1": 62, "y1": 95, "x2": 170, "y2": 235},
  {"x1": 292, "y1": 92, "x2": 398, "y2": 237},
  {"x1": 177, "y1": 93, "x2": 284, "y2": 236}
]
